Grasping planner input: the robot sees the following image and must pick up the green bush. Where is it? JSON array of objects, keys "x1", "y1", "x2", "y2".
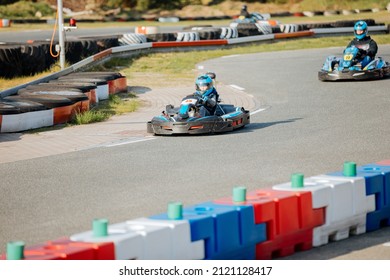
[{"x1": 0, "y1": 0, "x2": 54, "y2": 18}]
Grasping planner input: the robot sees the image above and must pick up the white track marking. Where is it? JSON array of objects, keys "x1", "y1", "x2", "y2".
[
  {"x1": 250, "y1": 107, "x2": 269, "y2": 116},
  {"x1": 104, "y1": 137, "x2": 156, "y2": 147},
  {"x1": 229, "y1": 84, "x2": 245, "y2": 91}
]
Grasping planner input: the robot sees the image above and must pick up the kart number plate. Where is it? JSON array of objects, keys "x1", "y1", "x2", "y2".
[{"x1": 344, "y1": 54, "x2": 353, "y2": 61}]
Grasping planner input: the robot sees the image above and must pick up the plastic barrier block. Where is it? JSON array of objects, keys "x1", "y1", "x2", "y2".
[
  {"x1": 239, "y1": 188, "x2": 324, "y2": 259},
  {"x1": 212, "y1": 199, "x2": 267, "y2": 243},
  {"x1": 150, "y1": 202, "x2": 262, "y2": 259},
  {"x1": 0, "y1": 238, "x2": 112, "y2": 260},
  {"x1": 377, "y1": 160, "x2": 390, "y2": 166},
  {"x1": 117, "y1": 218, "x2": 204, "y2": 259},
  {"x1": 70, "y1": 223, "x2": 145, "y2": 260},
  {"x1": 277, "y1": 175, "x2": 374, "y2": 246},
  {"x1": 51, "y1": 238, "x2": 115, "y2": 260},
  {"x1": 71, "y1": 219, "x2": 203, "y2": 259},
  {"x1": 211, "y1": 201, "x2": 266, "y2": 259},
  {"x1": 358, "y1": 164, "x2": 390, "y2": 231},
  {"x1": 327, "y1": 169, "x2": 384, "y2": 231}
]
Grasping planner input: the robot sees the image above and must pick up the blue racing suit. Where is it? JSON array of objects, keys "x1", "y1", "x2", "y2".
[{"x1": 196, "y1": 87, "x2": 219, "y2": 117}]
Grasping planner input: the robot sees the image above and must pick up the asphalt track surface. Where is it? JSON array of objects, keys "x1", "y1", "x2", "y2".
[{"x1": 1, "y1": 45, "x2": 390, "y2": 259}]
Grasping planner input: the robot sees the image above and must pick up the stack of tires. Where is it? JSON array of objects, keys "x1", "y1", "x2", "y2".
[
  {"x1": 0, "y1": 72, "x2": 127, "y2": 133},
  {"x1": 0, "y1": 37, "x2": 120, "y2": 79}
]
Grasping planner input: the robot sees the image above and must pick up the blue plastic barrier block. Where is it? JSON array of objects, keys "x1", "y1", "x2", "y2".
[
  {"x1": 150, "y1": 202, "x2": 266, "y2": 259},
  {"x1": 328, "y1": 165, "x2": 390, "y2": 231},
  {"x1": 361, "y1": 163, "x2": 390, "y2": 231}
]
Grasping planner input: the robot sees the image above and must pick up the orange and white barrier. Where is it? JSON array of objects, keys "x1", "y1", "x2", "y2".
[
  {"x1": 0, "y1": 19, "x2": 11, "y2": 28},
  {"x1": 135, "y1": 26, "x2": 160, "y2": 35}
]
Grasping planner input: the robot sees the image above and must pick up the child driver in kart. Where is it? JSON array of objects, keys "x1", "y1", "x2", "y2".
[
  {"x1": 194, "y1": 74, "x2": 219, "y2": 117},
  {"x1": 346, "y1": 20, "x2": 378, "y2": 68}
]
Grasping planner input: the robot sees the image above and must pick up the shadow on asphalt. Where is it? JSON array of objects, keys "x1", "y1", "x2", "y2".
[
  {"x1": 279, "y1": 227, "x2": 390, "y2": 260},
  {"x1": 0, "y1": 133, "x2": 22, "y2": 142},
  {"x1": 235, "y1": 118, "x2": 303, "y2": 133},
  {"x1": 129, "y1": 86, "x2": 152, "y2": 94}
]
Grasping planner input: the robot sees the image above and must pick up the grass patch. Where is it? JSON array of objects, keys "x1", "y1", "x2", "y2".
[
  {"x1": 72, "y1": 109, "x2": 110, "y2": 125},
  {"x1": 71, "y1": 91, "x2": 140, "y2": 125}
]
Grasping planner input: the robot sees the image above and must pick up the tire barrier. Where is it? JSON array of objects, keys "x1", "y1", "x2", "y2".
[
  {"x1": 220, "y1": 27, "x2": 238, "y2": 39},
  {"x1": 144, "y1": 33, "x2": 178, "y2": 42},
  {"x1": 22, "y1": 82, "x2": 98, "y2": 105},
  {"x1": 18, "y1": 88, "x2": 90, "y2": 112},
  {"x1": 118, "y1": 33, "x2": 147, "y2": 45},
  {"x1": 0, "y1": 19, "x2": 387, "y2": 79},
  {"x1": 196, "y1": 28, "x2": 222, "y2": 40},
  {"x1": 182, "y1": 24, "x2": 213, "y2": 31},
  {"x1": 1, "y1": 94, "x2": 75, "y2": 130},
  {"x1": 2, "y1": 160, "x2": 390, "y2": 260},
  {"x1": 0, "y1": 37, "x2": 120, "y2": 79},
  {"x1": 63, "y1": 72, "x2": 128, "y2": 95},
  {"x1": 280, "y1": 23, "x2": 299, "y2": 33},
  {"x1": 255, "y1": 22, "x2": 273, "y2": 35},
  {"x1": 57, "y1": 76, "x2": 110, "y2": 101},
  {"x1": 176, "y1": 32, "x2": 200, "y2": 42},
  {"x1": 231, "y1": 22, "x2": 266, "y2": 37},
  {"x1": 0, "y1": 71, "x2": 126, "y2": 133},
  {"x1": 158, "y1": 17, "x2": 180, "y2": 23}
]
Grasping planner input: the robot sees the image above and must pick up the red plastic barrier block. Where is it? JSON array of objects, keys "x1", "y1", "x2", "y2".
[
  {"x1": 51, "y1": 238, "x2": 115, "y2": 260},
  {"x1": 0, "y1": 238, "x2": 115, "y2": 260},
  {"x1": 377, "y1": 160, "x2": 390, "y2": 166},
  {"x1": 216, "y1": 188, "x2": 325, "y2": 259}
]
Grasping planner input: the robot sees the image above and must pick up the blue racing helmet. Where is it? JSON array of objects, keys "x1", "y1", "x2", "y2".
[
  {"x1": 354, "y1": 20, "x2": 368, "y2": 40},
  {"x1": 195, "y1": 75, "x2": 214, "y2": 96}
]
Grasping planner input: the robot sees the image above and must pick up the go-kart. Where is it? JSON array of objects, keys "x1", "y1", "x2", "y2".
[
  {"x1": 232, "y1": 12, "x2": 270, "y2": 24},
  {"x1": 318, "y1": 46, "x2": 390, "y2": 81},
  {"x1": 146, "y1": 92, "x2": 250, "y2": 135}
]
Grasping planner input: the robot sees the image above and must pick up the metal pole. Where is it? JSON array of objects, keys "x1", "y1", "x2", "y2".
[{"x1": 57, "y1": 0, "x2": 65, "y2": 69}]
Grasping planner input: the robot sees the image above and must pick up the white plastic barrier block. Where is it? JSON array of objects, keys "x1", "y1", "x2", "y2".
[
  {"x1": 273, "y1": 175, "x2": 375, "y2": 246},
  {"x1": 70, "y1": 218, "x2": 204, "y2": 260},
  {"x1": 126, "y1": 218, "x2": 204, "y2": 260},
  {"x1": 0, "y1": 110, "x2": 53, "y2": 133},
  {"x1": 70, "y1": 222, "x2": 143, "y2": 260}
]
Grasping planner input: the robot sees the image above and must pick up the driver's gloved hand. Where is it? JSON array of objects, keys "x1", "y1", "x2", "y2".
[{"x1": 357, "y1": 48, "x2": 367, "y2": 58}]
